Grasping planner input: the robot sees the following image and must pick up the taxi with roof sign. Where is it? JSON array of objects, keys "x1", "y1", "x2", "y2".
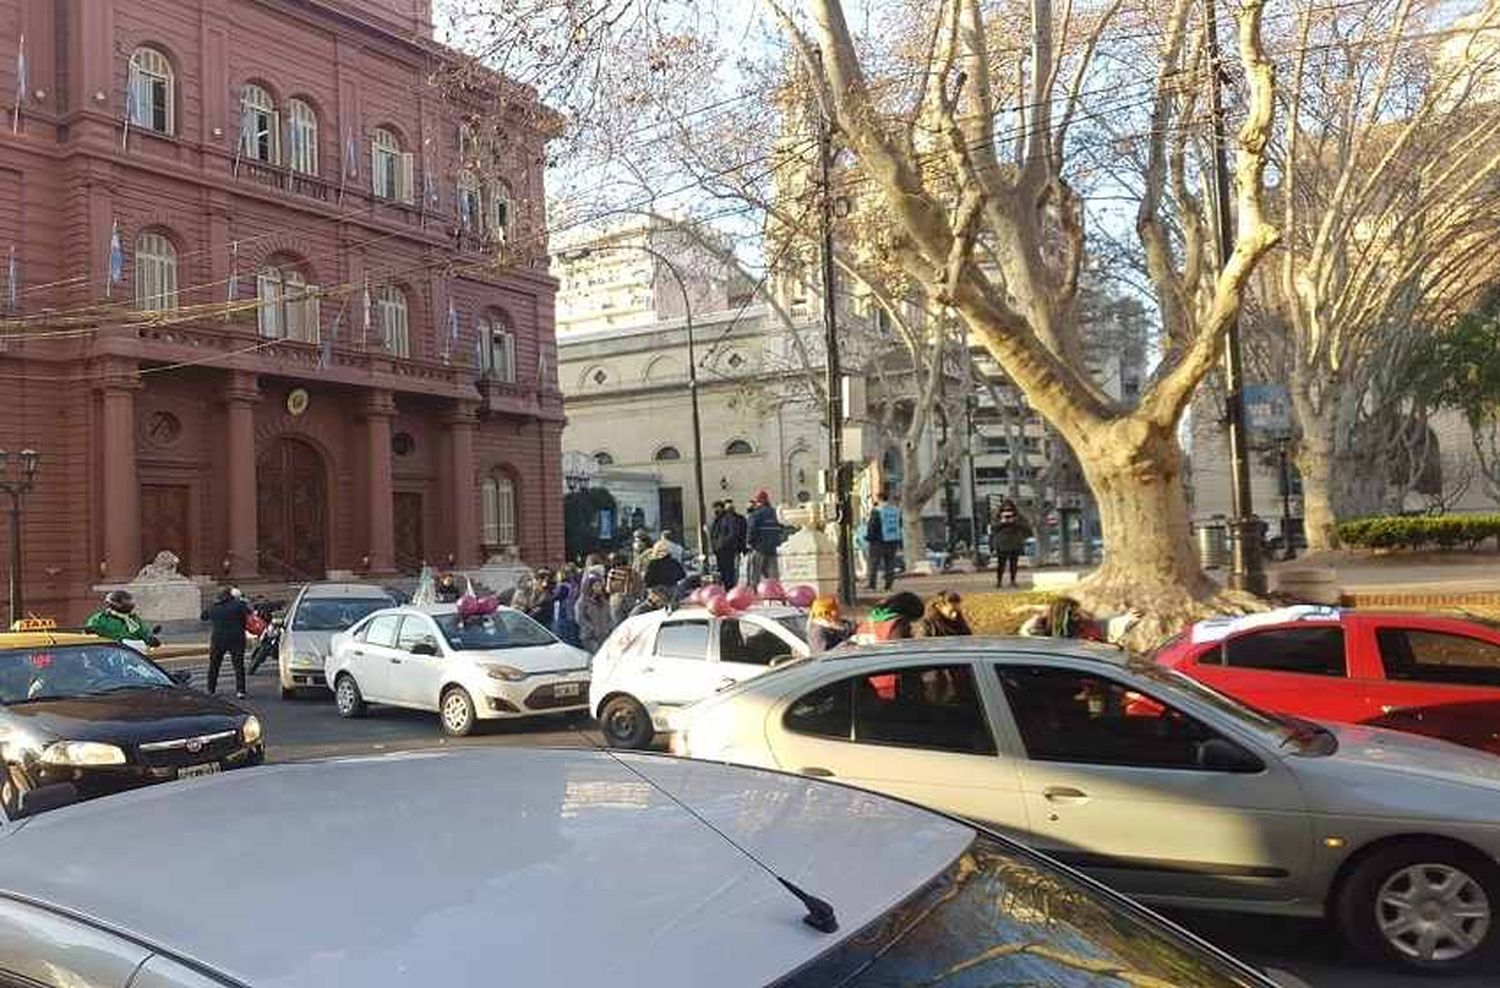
[{"x1": 0, "y1": 628, "x2": 262, "y2": 816}]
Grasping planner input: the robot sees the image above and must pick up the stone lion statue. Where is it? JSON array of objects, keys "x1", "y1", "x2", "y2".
[{"x1": 133, "y1": 550, "x2": 190, "y2": 583}]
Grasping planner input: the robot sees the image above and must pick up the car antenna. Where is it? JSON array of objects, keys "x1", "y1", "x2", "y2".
[{"x1": 569, "y1": 726, "x2": 838, "y2": 934}]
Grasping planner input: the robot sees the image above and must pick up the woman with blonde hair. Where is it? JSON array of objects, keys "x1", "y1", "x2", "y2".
[{"x1": 807, "y1": 596, "x2": 853, "y2": 654}]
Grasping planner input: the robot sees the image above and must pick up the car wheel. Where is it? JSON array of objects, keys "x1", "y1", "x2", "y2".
[
  {"x1": 334, "y1": 674, "x2": 366, "y2": 719},
  {"x1": 440, "y1": 687, "x2": 477, "y2": 737},
  {"x1": 1336, "y1": 840, "x2": 1500, "y2": 973},
  {"x1": 599, "y1": 695, "x2": 653, "y2": 749}
]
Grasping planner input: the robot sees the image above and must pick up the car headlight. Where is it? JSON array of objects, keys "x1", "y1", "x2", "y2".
[
  {"x1": 40, "y1": 741, "x2": 126, "y2": 767},
  {"x1": 483, "y1": 664, "x2": 527, "y2": 682},
  {"x1": 295, "y1": 652, "x2": 322, "y2": 667},
  {"x1": 242, "y1": 716, "x2": 263, "y2": 745}
]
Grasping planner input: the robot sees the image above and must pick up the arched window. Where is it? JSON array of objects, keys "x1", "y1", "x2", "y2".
[
  {"x1": 487, "y1": 181, "x2": 511, "y2": 242},
  {"x1": 480, "y1": 475, "x2": 517, "y2": 547},
  {"x1": 134, "y1": 232, "x2": 178, "y2": 311},
  {"x1": 239, "y1": 84, "x2": 279, "y2": 164},
  {"x1": 128, "y1": 47, "x2": 174, "y2": 135},
  {"x1": 371, "y1": 127, "x2": 413, "y2": 203},
  {"x1": 372, "y1": 284, "x2": 410, "y2": 357},
  {"x1": 655, "y1": 446, "x2": 682, "y2": 462},
  {"x1": 593, "y1": 451, "x2": 615, "y2": 466},
  {"x1": 258, "y1": 264, "x2": 319, "y2": 342},
  {"x1": 725, "y1": 439, "x2": 754, "y2": 456},
  {"x1": 475, "y1": 313, "x2": 515, "y2": 382},
  {"x1": 288, "y1": 99, "x2": 319, "y2": 175}
]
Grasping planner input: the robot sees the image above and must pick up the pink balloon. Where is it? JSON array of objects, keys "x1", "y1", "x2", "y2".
[
  {"x1": 786, "y1": 585, "x2": 817, "y2": 608},
  {"x1": 726, "y1": 586, "x2": 758, "y2": 611},
  {"x1": 707, "y1": 594, "x2": 736, "y2": 617},
  {"x1": 757, "y1": 579, "x2": 786, "y2": 601},
  {"x1": 686, "y1": 587, "x2": 707, "y2": 605},
  {"x1": 701, "y1": 585, "x2": 726, "y2": 603}
]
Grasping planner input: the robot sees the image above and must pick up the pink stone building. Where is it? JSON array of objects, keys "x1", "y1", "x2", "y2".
[{"x1": 0, "y1": 0, "x2": 563, "y2": 622}]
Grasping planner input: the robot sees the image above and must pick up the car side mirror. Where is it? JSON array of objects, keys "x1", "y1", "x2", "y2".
[
  {"x1": 151, "y1": 624, "x2": 163, "y2": 635},
  {"x1": 410, "y1": 640, "x2": 440, "y2": 657},
  {"x1": 1197, "y1": 738, "x2": 1263, "y2": 773},
  {"x1": 169, "y1": 669, "x2": 193, "y2": 686},
  {"x1": 16, "y1": 783, "x2": 79, "y2": 818}
]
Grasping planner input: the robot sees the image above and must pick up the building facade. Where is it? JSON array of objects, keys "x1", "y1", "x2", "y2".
[{"x1": 0, "y1": 0, "x2": 563, "y2": 622}]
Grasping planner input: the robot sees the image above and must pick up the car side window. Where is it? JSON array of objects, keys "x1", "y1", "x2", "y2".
[
  {"x1": 363, "y1": 614, "x2": 401, "y2": 648},
  {"x1": 718, "y1": 619, "x2": 790, "y2": 666},
  {"x1": 998, "y1": 664, "x2": 1255, "y2": 772},
  {"x1": 1215, "y1": 626, "x2": 1346, "y2": 676},
  {"x1": 654, "y1": 620, "x2": 710, "y2": 659},
  {"x1": 785, "y1": 679, "x2": 853, "y2": 740},
  {"x1": 396, "y1": 616, "x2": 438, "y2": 653},
  {"x1": 854, "y1": 665, "x2": 997, "y2": 755},
  {"x1": 1376, "y1": 628, "x2": 1500, "y2": 687}
]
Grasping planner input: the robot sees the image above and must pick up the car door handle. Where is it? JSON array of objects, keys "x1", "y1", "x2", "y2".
[
  {"x1": 1381, "y1": 704, "x2": 1408, "y2": 715},
  {"x1": 800, "y1": 766, "x2": 835, "y2": 778},
  {"x1": 390, "y1": 657, "x2": 403, "y2": 664},
  {"x1": 352, "y1": 650, "x2": 365, "y2": 657},
  {"x1": 640, "y1": 666, "x2": 655, "y2": 674},
  {"x1": 1042, "y1": 786, "x2": 1089, "y2": 803}
]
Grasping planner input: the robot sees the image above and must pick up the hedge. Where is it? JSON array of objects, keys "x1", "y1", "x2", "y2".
[{"x1": 1338, "y1": 514, "x2": 1500, "y2": 551}]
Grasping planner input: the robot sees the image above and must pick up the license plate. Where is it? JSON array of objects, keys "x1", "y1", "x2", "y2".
[
  {"x1": 554, "y1": 682, "x2": 581, "y2": 698},
  {"x1": 178, "y1": 762, "x2": 221, "y2": 780}
]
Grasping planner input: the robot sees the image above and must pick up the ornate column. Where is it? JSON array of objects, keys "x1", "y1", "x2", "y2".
[
  {"x1": 445, "y1": 401, "x2": 480, "y2": 568},
  {"x1": 224, "y1": 373, "x2": 260, "y2": 580},
  {"x1": 98, "y1": 362, "x2": 141, "y2": 582},
  {"x1": 363, "y1": 390, "x2": 397, "y2": 575}
]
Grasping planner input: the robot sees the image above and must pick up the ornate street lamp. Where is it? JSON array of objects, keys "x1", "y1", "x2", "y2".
[{"x1": 0, "y1": 448, "x2": 40, "y2": 627}]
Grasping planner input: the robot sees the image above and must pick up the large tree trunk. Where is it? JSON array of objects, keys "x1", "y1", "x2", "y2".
[{"x1": 1296, "y1": 431, "x2": 1340, "y2": 553}]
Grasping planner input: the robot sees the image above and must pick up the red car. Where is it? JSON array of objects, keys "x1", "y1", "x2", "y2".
[{"x1": 1156, "y1": 606, "x2": 1500, "y2": 754}]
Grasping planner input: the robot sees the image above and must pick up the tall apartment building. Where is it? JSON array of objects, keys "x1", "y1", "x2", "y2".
[{"x1": 0, "y1": 0, "x2": 563, "y2": 621}]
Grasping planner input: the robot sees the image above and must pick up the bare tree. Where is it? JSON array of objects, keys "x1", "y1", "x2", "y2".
[{"x1": 1273, "y1": 0, "x2": 1500, "y2": 550}]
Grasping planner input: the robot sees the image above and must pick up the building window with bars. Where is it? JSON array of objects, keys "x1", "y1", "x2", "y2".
[
  {"x1": 480, "y1": 475, "x2": 517, "y2": 548},
  {"x1": 134, "y1": 232, "x2": 178, "y2": 312},
  {"x1": 371, "y1": 128, "x2": 414, "y2": 203},
  {"x1": 476, "y1": 316, "x2": 515, "y2": 382},
  {"x1": 457, "y1": 171, "x2": 483, "y2": 232},
  {"x1": 239, "y1": 84, "x2": 279, "y2": 164},
  {"x1": 374, "y1": 284, "x2": 410, "y2": 357},
  {"x1": 258, "y1": 266, "x2": 320, "y2": 342},
  {"x1": 288, "y1": 99, "x2": 318, "y2": 175},
  {"x1": 128, "y1": 48, "x2": 174, "y2": 135},
  {"x1": 487, "y1": 182, "x2": 510, "y2": 241}
]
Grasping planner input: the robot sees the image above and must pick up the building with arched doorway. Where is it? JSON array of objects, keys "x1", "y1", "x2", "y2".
[{"x1": 0, "y1": 0, "x2": 564, "y2": 622}]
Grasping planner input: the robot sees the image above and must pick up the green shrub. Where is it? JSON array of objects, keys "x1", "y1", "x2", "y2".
[{"x1": 1337, "y1": 514, "x2": 1500, "y2": 551}]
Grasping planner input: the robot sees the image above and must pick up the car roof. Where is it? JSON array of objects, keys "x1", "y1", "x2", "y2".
[
  {"x1": 822, "y1": 636, "x2": 1131, "y2": 666},
  {"x1": 297, "y1": 583, "x2": 394, "y2": 600},
  {"x1": 0, "y1": 632, "x2": 112, "y2": 650},
  {"x1": 0, "y1": 749, "x2": 974, "y2": 988},
  {"x1": 625, "y1": 604, "x2": 806, "y2": 623}
]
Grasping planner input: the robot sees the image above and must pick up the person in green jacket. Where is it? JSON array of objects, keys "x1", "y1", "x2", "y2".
[{"x1": 84, "y1": 590, "x2": 159, "y2": 646}]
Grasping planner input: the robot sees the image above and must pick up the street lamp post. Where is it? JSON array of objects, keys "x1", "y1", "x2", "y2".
[
  {"x1": 558, "y1": 245, "x2": 709, "y2": 564},
  {"x1": 0, "y1": 449, "x2": 40, "y2": 628}
]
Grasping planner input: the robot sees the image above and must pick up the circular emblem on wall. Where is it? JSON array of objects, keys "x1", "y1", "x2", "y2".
[
  {"x1": 286, "y1": 388, "x2": 310, "y2": 417},
  {"x1": 143, "y1": 410, "x2": 183, "y2": 449}
]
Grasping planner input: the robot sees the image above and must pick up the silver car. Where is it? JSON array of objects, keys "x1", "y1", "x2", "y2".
[
  {"x1": 277, "y1": 583, "x2": 395, "y2": 698},
  {"x1": 675, "y1": 639, "x2": 1500, "y2": 975},
  {"x1": 0, "y1": 748, "x2": 1277, "y2": 987}
]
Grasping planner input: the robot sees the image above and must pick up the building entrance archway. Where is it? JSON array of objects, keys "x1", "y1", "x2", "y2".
[{"x1": 257, "y1": 437, "x2": 328, "y2": 580}]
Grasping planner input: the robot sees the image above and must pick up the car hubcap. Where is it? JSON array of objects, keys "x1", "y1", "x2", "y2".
[
  {"x1": 607, "y1": 706, "x2": 637, "y2": 741},
  {"x1": 337, "y1": 681, "x2": 355, "y2": 713},
  {"x1": 1377, "y1": 863, "x2": 1491, "y2": 962},
  {"x1": 443, "y1": 694, "x2": 469, "y2": 731}
]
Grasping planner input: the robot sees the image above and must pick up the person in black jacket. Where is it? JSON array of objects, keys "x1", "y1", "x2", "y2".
[
  {"x1": 642, "y1": 542, "x2": 687, "y2": 590},
  {"x1": 710, "y1": 500, "x2": 747, "y2": 589},
  {"x1": 745, "y1": 490, "x2": 782, "y2": 586},
  {"x1": 201, "y1": 587, "x2": 251, "y2": 698}
]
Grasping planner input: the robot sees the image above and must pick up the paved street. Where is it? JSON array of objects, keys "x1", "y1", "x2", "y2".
[{"x1": 174, "y1": 664, "x2": 1490, "y2": 988}]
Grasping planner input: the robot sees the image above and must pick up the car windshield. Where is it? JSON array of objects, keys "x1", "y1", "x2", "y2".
[
  {"x1": 0, "y1": 645, "x2": 174, "y2": 704},
  {"x1": 435, "y1": 610, "x2": 557, "y2": 651},
  {"x1": 776, "y1": 832, "x2": 1261, "y2": 988},
  {"x1": 776, "y1": 614, "x2": 808, "y2": 641},
  {"x1": 291, "y1": 597, "x2": 392, "y2": 631},
  {"x1": 1126, "y1": 659, "x2": 1334, "y2": 755}
]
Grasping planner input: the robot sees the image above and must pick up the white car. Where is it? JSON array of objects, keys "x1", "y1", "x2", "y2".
[
  {"x1": 589, "y1": 604, "x2": 808, "y2": 749},
  {"x1": 676, "y1": 638, "x2": 1500, "y2": 975},
  {"x1": 277, "y1": 582, "x2": 396, "y2": 697},
  {"x1": 326, "y1": 604, "x2": 591, "y2": 735}
]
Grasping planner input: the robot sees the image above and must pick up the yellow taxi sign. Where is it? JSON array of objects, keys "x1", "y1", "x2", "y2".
[{"x1": 8, "y1": 617, "x2": 57, "y2": 632}]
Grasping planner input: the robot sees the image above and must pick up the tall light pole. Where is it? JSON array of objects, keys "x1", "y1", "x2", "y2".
[
  {"x1": 0, "y1": 448, "x2": 40, "y2": 628},
  {"x1": 1204, "y1": 0, "x2": 1266, "y2": 595},
  {"x1": 558, "y1": 245, "x2": 709, "y2": 564}
]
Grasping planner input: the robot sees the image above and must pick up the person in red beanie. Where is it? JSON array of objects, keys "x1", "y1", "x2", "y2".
[{"x1": 745, "y1": 490, "x2": 783, "y2": 587}]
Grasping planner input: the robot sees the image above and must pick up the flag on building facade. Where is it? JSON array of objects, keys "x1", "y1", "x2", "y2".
[
  {"x1": 107, "y1": 221, "x2": 124, "y2": 298},
  {"x1": 318, "y1": 296, "x2": 345, "y2": 370},
  {"x1": 360, "y1": 274, "x2": 371, "y2": 347},
  {"x1": 11, "y1": 34, "x2": 26, "y2": 135},
  {"x1": 227, "y1": 240, "x2": 239, "y2": 305},
  {"x1": 121, "y1": 73, "x2": 135, "y2": 151},
  {"x1": 445, "y1": 294, "x2": 460, "y2": 362},
  {"x1": 5, "y1": 246, "x2": 18, "y2": 314}
]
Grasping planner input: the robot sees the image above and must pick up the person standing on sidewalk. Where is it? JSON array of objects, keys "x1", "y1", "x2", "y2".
[
  {"x1": 201, "y1": 587, "x2": 251, "y2": 698},
  {"x1": 989, "y1": 500, "x2": 1031, "y2": 588},
  {"x1": 711, "y1": 500, "x2": 747, "y2": 589},
  {"x1": 865, "y1": 492, "x2": 901, "y2": 591},
  {"x1": 745, "y1": 490, "x2": 783, "y2": 586}
]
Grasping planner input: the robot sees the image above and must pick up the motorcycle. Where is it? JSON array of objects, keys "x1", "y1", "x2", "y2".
[{"x1": 246, "y1": 602, "x2": 283, "y2": 675}]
